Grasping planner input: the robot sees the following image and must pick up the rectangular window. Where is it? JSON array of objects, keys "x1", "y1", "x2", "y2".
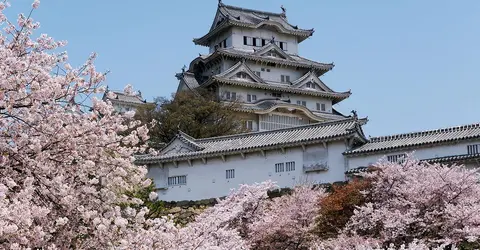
[
  {"x1": 247, "y1": 94, "x2": 257, "y2": 102},
  {"x1": 316, "y1": 103, "x2": 321, "y2": 111},
  {"x1": 231, "y1": 92, "x2": 237, "y2": 100},
  {"x1": 254, "y1": 71, "x2": 261, "y2": 77},
  {"x1": 244, "y1": 36, "x2": 253, "y2": 46},
  {"x1": 467, "y1": 144, "x2": 480, "y2": 154},
  {"x1": 321, "y1": 103, "x2": 326, "y2": 111},
  {"x1": 272, "y1": 93, "x2": 282, "y2": 98},
  {"x1": 243, "y1": 36, "x2": 247, "y2": 45},
  {"x1": 261, "y1": 68, "x2": 265, "y2": 72},
  {"x1": 262, "y1": 39, "x2": 267, "y2": 46},
  {"x1": 275, "y1": 163, "x2": 285, "y2": 173},
  {"x1": 387, "y1": 153, "x2": 406, "y2": 163},
  {"x1": 266, "y1": 68, "x2": 271, "y2": 72},
  {"x1": 286, "y1": 161, "x2": 295, "y2": 172},
  {"x1": 225, "y1": 91, "x2": 231, "y2": 100},
  {"x1": 297, "y1": 100, "x2": 306, "y2": 106},
  {"x1": 253, "y1": 37, "x2": 260, "y2": 46},
  {"x1": 281, "y1": 75, "x2": 290, "y2": 83},
  {"x1": 226, "y1": 169, "x2": 235, "y2": 179},
  {"x1": 306, "y1": 82, "x2": 315, "y2": 89},
  {"x1": 222, "y1": 39, "x2": 227, "y2": 48},
  {"x1": 279, "y1": 41, "x2": 287, "y2": 50},
  {"x1": 245, "y1": 120, "x2": 253, "y2": 130},
  {"x1": 252, "y1": 94, "x2": 257, "y2": 101},
  {"x1": 168, "y1": 175, "x2": 187, "y2": 186}
]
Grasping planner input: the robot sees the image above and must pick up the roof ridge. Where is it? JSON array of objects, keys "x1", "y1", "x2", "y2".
[
  {"x1": 196, "y1": 117, "x2": 360, "y2": 143},
  {"x1": 221, "y1": 4, "x2": 283, "y2": 18},
  {"x1": 370, "y1": 122, "x2": 480, "y2": 142}
]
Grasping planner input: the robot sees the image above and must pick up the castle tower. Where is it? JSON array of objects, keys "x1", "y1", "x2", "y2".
[{"x1": 175, "y1": 1, "x2": 352, "y2": 132}]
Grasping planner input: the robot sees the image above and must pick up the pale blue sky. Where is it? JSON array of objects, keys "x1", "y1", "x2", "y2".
[{"x1": 7, "y1": 0, "x2": 480, "y2": 137}]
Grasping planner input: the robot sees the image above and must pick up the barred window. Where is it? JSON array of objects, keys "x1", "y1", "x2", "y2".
[
  {"x1": 286, "y1": 161, "x2": 295, "y2": 172},
  {"x1": 168, "y1": 175, "x2": 187, "y2": 186},
  {"x1": 275, "y1": 163, "x2": 285, "y2": 173},
  {"x1": 387, "y1": 153, "x2": 406, "y2": 163},
  {"x1": 467, "y1": 144, "x2": 480, "y2": 154},
  {"x1": 226, "y1": 169, "x2": 235, "y2": 179}
]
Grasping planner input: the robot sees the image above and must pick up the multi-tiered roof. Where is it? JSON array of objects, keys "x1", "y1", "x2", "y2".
[
  {"x1": 177, "y1": 1, "x2": 351, "y2": 113},
  {"x1": 193, "y1": 2, "x2": 314, "y2": 46}
]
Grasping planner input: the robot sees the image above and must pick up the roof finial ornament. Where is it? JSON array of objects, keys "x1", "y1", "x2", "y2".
[
  {"x1": 351, "y1": 110, "x2": 358, "y2": 120},
  {"x1": 270, "y1": 36, "x2": 275, "y2": 44},
  {"x1": 280, "y1": 5, "x2": 286, "y2": 16},
  {"x1": 181, "y1": 65, "x2": 186, "y2": 73}
]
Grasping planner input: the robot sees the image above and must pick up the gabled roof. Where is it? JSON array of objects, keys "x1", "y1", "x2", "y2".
[
  {"x1": 135, "y1": 117, "x2": 368, "y2": 164},
  {"x1": 103, "y1": 90, "x2": 146, "y2": 105},
  {"x1": 206, "y1": 76, "x2": 351, "y2": 103},
  {"x1": 344, "y1": 122, "x2": 480, "y2": 156},
  {"x1": 194, "y1": 2, "x2": 314, "y2": 46},
  {"x1": 253, "y1": 42, "x2": 293, "y2": 60},
  {"x1": 175, "y1": 71, "x2": 200, "y2": 91},
  {"x1": 190, "y1": 48, "x2": 334, "y2": 74},
  {"x1": 216, "y1": 60, "x2": 265, "y2": 83},
  {"x1": 233, "y1": 99, "x2": 348, "y2": 121},
  {"x1": 291, "y1": 70, "x2": 334, "y2": 92}
]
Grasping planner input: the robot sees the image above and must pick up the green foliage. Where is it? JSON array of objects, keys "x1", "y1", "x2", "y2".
[
  {"x1": 122, "y1": 182, "x2": 167, "y2": 219},
  {"x1": 134, "y1": 89, "x2": 244, "y2": 147}
]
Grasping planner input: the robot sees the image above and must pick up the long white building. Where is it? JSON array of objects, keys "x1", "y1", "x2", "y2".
[{"x1": 136, "y1": 1, "x2": 480, "y2": 201}]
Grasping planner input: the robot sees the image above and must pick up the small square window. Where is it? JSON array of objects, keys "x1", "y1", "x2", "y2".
[
  {"x1": 286, "y1": 161, "x2": 295, "y2": 172},
  {"x1": 245, "y1": 120, "x2": 253, "y2": 130},
  {"x1": 226, "y1": 169, "x2": 235, "y2": 179},
  {"x1": 275, "y1": 163, "x2": 285, "y2": 173}
]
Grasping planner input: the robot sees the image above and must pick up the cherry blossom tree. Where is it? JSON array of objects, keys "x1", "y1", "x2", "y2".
[
  {"x1": 319, "y1": 157, "x2": 480, "y2": 249},
  {"x1": 248, "y1": 185, "x2": 327, "y2": 249}
]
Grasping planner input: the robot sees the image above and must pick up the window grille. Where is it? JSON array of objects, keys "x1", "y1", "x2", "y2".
[
  {"x1": 259, "y1": 114, "x2": 308, "y2": 131},
  {"x1": 226, "y1": 169, "x2": 235, "y2": 179},
  {"x1": 286, "y1": 161, "x2": 295, "y2": 172},
  {"x1": 387, "y1": 153, "x2": 406, "y2": 163},
  {"x1": 275, "y1": 163, "x2": 285, "y2": 173},
  {"x1": 168, "y1": 175, "x2": 187, "y2": 186},
  {"x1": 467, "y1": 144, "x2": 480, "y2": 154}
]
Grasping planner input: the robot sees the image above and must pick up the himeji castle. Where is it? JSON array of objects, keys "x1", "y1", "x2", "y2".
[{"x1": 136, "y1": 1, "x2": 480, "y2": 201}]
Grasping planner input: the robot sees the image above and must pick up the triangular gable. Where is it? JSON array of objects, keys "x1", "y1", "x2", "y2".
[
  {"x1": 253, "y1": 43, "x2": 292, "y2": 60},
  {"x1": 209, "y1": 4, "x2": 228, "y2": 31},
  {"x1": 160, "y1": 132, "x2": 204, "y2": 155},
  {"x1": 216, "y1": 60, "x2": 265, "y2": 83},
  {"x1": 291, "y1": 71, "x2": 333, "y2": 92}
]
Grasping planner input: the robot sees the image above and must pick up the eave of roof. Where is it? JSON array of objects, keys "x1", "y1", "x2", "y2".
[
  {"x1": 232, "y1": 100, "x2": 347, "y2": 121},
  {"x1": 344, "y1": 122, "x2": 480, "y2": 156},
  {"x1": 194, "y1": 4, "x2": 314, "y2": 47},
  {"x1": 207, "y1": 76, "x2": 351, "y2": 103},
  {"x1": 422, "y1": 153, "x2": 480, "y2": 164},
  {"x1": 135, "y1": 117, "x2": 368, "y2": 164},
  {"x1": 345, "y1": 153, "x2": 480, "y2": 175},
  {"x1": 190, "y1": 48, "x2": 334, "y2": 74}
]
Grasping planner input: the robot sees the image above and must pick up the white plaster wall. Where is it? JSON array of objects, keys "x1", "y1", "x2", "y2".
[
  {"x1": 347, "y1": 140, "x2": 480, "y2": 169},
  {"x1": 111, "y1": 102, "x2": 137, "y2": 114},
  {"x1": 148, "y1": 141, "x2": 348, "y2": 201},
  {"x1": 209, "y1": 31, "x2": 233, "y2": 53},
  {"x1": 246, "y1": 62, "x2": 306, "y2": 83},
  {"x1": 230, "y1": 27, "x2": 299, "y2": 55},
  {"x1": 218, "y1": 85, "x2": 333, "y2": 112}
]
